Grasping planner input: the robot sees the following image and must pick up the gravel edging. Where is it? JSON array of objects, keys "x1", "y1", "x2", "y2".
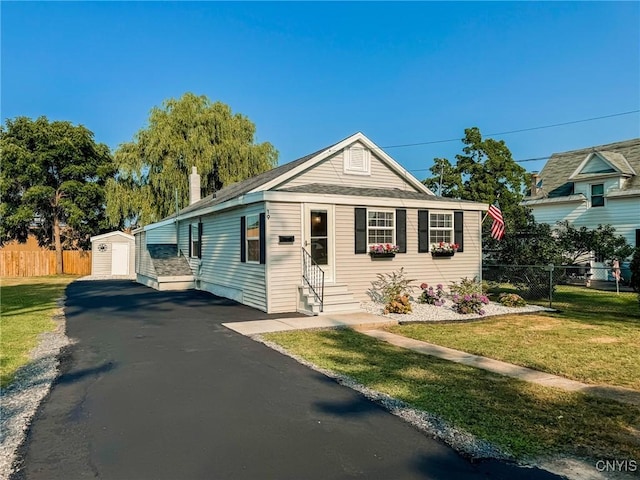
[
  {"x1": 255, "y1": 335, "x2": 511, "y2": 462},
  {"x1": 0, "y1": 297, "x2": 70, "y2": 480},
  {"x1": 361, "y1": 299, "x2": 553, "y2": 322}
]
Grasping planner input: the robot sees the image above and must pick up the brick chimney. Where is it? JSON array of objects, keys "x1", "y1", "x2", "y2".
[{"x1": 189, "y1": 166, "x2": 201, "y2": 205}]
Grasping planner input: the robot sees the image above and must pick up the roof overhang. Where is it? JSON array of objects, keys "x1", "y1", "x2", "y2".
[
  {"x1": 521, "y1": 194, "x2": 587, "y2": 206},
  {"x1": 90, "y1": 231, "x2": 134, "y2": 242},
  {"x1": 606, "y1": 189, "x2": 640, "y2": 198}
]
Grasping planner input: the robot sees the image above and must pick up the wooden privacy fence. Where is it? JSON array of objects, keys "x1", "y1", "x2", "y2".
[{"x1": 0, "y1": 250, "x2": 92, "y2": 277}]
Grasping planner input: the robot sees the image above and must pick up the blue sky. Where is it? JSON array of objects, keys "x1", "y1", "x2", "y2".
[{"x1": 2, "y1": 1, "x2": 639, "y2": 179}]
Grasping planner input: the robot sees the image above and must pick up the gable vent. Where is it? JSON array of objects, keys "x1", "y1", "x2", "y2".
[{"x1": 344, "y1": 144, "x2": 371, "y2": 176}]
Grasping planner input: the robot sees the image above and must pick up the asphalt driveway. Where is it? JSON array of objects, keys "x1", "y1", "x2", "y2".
[{"x1": 13, "y1": 280, "x2": 561, "y2": 480}]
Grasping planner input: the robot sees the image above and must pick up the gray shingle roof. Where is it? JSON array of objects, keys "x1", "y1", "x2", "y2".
[
  {"x1": 529, "y1": 138, "x2": 640, "y2": 199},
  {"x1": 148, "y1": 244, "x2": 193, "y2": 276},
  {"x1": 175, "y1": 138, "x2": 345, "y2": 217},
  {"x1": 276, "y1": 183, "x2": 480, "y2": 204}
]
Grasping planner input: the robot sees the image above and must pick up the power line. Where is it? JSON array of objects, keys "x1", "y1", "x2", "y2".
[
  {"x1": 408, "y1": 155, "x2": 550, "y2": 172},
  {"x1": 380, "y1": 110, "x2": 640, "y2": 150}
]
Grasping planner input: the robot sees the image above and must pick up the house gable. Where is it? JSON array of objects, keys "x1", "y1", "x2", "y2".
[
  {"x1": 254, "y1": 133, "x2": 433, "y2": 195},
  {"x1": 525, "y1": 138, "x2": 640, "y2": 200}
]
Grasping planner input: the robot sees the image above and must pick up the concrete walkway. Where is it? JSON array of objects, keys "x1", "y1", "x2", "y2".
[
  {"x1": 222, "y1": 312, "x2": 397, "y2": 335},
  {"x1": 225, "y1": 312, "x2": 640, "y2": 407}
]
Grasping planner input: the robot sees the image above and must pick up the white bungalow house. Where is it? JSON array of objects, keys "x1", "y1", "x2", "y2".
[
  {"x1": 522, "y1": 138, "x2": 640, "y2": 279},
  {"x1": 133, "y1": 132, "x2": 488, "y2": 315}
]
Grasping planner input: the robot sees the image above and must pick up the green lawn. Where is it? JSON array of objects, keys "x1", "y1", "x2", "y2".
[
  {"x1": 264, "y1": 328, "x2": 640, "y2": 461},
  {"x1": 387, "y1": 286, "x2": 640, "y2": 390},
  {"x1": 0, "y1": 276, "x2": 76, "y2": 387}
]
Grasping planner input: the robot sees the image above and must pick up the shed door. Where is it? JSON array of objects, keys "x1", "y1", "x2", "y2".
[{"x1": 111, "y1": 243, "x2": 129, "y2": 275}]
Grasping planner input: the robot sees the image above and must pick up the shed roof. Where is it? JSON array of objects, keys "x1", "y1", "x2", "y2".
[{"x1": 90, "y1": 231, "x2": 134, "y2": 242}]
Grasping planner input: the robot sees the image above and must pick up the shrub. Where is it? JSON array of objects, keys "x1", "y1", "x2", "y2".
[
  {"x1": 384, "y1": 295, "x2": 412, "y2": 314},
  {"x1": 369, "y1": 267, "x2": 416, "y2": 304},
  {"x1": 449, "y1": 276, "x2": 482, "y2": 296},
  {"x1": 452, "y1": 293, "x2": 489, "y2": 315},
  {"x1": 418, "y1": 283, "x2": 445, "y2": 306},
  {"x1": 498, "y1": 293, "x2": 526, "y2": 308}
]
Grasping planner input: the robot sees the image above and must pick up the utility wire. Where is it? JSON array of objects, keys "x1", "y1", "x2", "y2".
[{"x1": 380, "y1": 109, "x2": 640, "y2": 150}]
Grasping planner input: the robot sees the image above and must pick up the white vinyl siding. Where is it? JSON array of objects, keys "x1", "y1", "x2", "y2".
[
  {"x1": 184, "y1": 204, "x2": 267, "y2": 311},
  {"x1": 135, "y1": 232, "x2": 157, "y2": 278},
  {"x1": 530, "y1": 196, "x2": 640, "y2": 250},
  {"x1": 277, "y1": 146, "x2": 419, "y2": 191},
  {"x1": 146, "y1": 223, "x2": 177, "y2": 244},
  {"x1": 265, "y1": 201, "x2": 303, "y2": 313},
  {"x1": 334, "y1": 205, "x2": 482, "y2": 303}
]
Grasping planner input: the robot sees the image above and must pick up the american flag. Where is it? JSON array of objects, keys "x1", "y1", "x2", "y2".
[{"x1": 488, "y1": 201, "x2": 505, "y2": 240}]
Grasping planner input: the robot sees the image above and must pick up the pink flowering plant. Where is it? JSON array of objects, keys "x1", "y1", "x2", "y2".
[
  {"x1": 369, "y1": 243, "x2": 400, "y2": 254},
  {"x1": 452, "y1": 293, "x2": 490, "y2": 315},
  {"x1": 418, "y1": 283, "x2": 445, "y2": 306},
  {"x1": 430, "y1": 242, "x2": 459, "y2": 254}
]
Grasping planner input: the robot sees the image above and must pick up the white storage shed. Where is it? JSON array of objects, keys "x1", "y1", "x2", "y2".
[{"x1": 90, "y1": 231, "x2": 135, "y2": 277}]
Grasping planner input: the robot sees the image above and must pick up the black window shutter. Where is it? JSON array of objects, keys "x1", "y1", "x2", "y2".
[
  {"x1": 188, "y1": 224, "x2": 192, "y2": 257},
  {"x1": 197, "y1": 222, "x2": 203, "y2": 258},
  {"x1": 396, "y1": 209, "x2": 406, "y2": 253},
  {"x1": 354, "y1": 208, "x2": 367, "y2": 254},
  {"x1": 259, "y1": 213, "x2": 266, "y2": 265},
  {"x1": 636, "y1": 229, "x2": 640, "y2": 248},
  {"x1": 240, "y1": 216, "x2": 246, "y2": 263},
  {"x1": 418, "y1": 210, "x2": 429, "y2": 253},
  {"x1": 454, "y1": 211, "x2": 464, "y2": 253}
]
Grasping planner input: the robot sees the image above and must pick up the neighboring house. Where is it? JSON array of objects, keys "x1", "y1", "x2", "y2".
[
  {"x1": 90, "y1": 231, "x2": 135, "y2": 277},
  {"x1": 522, "y1": 138, "x2": 640, "y2": 279},
  {"x1": 133, "y1": 132, "x2": 487, "y2": 315}
]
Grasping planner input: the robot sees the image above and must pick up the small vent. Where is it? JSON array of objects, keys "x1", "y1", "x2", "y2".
[{"x1": 344, "y1": 144, "x2": 371, "y2": 175}]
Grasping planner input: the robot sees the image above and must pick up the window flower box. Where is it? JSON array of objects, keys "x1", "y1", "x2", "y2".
[
  {"x1": 430, "y1": 242, "x2": 459, "y2": 257},
  {"x1": 369, "y1": 243, "x2": 399, "y2": 258},
  {"x1": 431, "y1": 251, "x2": 455, "y2": 258},
  {"x1": 370, "y1": 252, "x2": 396, "y2": 259}
]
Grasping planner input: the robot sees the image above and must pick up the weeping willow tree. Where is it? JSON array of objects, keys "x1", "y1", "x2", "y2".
[{"x1": 106, "y1": 93, "x2": 278, "y2": 227}]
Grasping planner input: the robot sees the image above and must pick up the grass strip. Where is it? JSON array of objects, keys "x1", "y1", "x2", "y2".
[
  {"x1": 264, "y1": 328, "x2": 640, "y2": 461},
  {"x1": 0, "y1": 276, "x2": 76, "y2": 387},
  {"x1": 387, "y1": 286, "x2": 640, "y2": 390}
]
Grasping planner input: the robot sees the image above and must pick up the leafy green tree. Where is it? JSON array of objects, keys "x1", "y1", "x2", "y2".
[
  {"x1": 423, "y1": 127, "x2": 530, "y2": 248},
  {"x1": 556, "y1": 221, "x2": 633, "y2": 264},
  {"x1": 106, "y1": 93, "x2": 278, "y2": 227},
  {"x1": 1, "y1": 116, "x2": 115, "y2": 273}
]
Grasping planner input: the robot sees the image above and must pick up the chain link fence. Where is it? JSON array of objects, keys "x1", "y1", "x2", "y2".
[{"x1": 482, "y1": 263, "x2": 634, "y2": 309}]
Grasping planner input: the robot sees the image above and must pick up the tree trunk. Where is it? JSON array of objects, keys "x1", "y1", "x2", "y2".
[{"x1": 54, "y1": 215, "x2": 63, "y2": 274}]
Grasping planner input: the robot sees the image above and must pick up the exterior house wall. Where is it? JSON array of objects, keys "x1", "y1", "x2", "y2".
[
  {"x1": 136, "y1": 231, "x2": 157, "y2": 278},
  {"x1": 277, "y1": 145, "x2": 419, "y2": 191},
  {"x1": 90, "y1": 233, "x2": 135, "y2": 276},
  {"x1": 334, "y1": 205, "x2": 482, "y2": 303},
  {"x1": 530, "y1": 197, "x2": 639, "y2": 247},
  {"x1": 265, "y1": 201, "x2": 303, "y2": 313},
  {"x1": 146, "y1": 223, "x2": 177, "y2": 244},
  {"x1": 189, "y1": 203, "x2": 268, "y2": 311}
]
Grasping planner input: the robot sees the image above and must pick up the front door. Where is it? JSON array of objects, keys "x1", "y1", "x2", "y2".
[{"x1": 304, "y1": 204, "x2": 334, "y2": 283}]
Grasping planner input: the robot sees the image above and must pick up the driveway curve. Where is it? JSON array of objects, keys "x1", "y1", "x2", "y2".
[{"x1": 12, "y1": 280, "x2": 561, "y2": 480}]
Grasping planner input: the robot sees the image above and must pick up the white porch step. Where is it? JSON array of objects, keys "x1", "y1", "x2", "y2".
[{"x1": 298, "y1": 283, "x2": 362, "y2": 316}]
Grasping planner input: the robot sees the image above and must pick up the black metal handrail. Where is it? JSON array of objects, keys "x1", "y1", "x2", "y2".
[{"x1": 302, "y1": 247, "x2": 325, "y2": 313}]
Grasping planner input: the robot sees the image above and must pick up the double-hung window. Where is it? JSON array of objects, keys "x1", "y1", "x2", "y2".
[
  {"x1": 367, "y1": 210, "x2": 394, "y2": 245},
  {"x1": 246, "y1": 214, "x2": 260, "y2": 262},
  {"x1": 190, "y1": 223, "x2": 200, "y2": 258},
  {"x1": 429, "y1": 212, "x2": 453, "y2": 244},
  {"x1": 591, "y1": 184, "x2": 605, "y2": 207}
]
